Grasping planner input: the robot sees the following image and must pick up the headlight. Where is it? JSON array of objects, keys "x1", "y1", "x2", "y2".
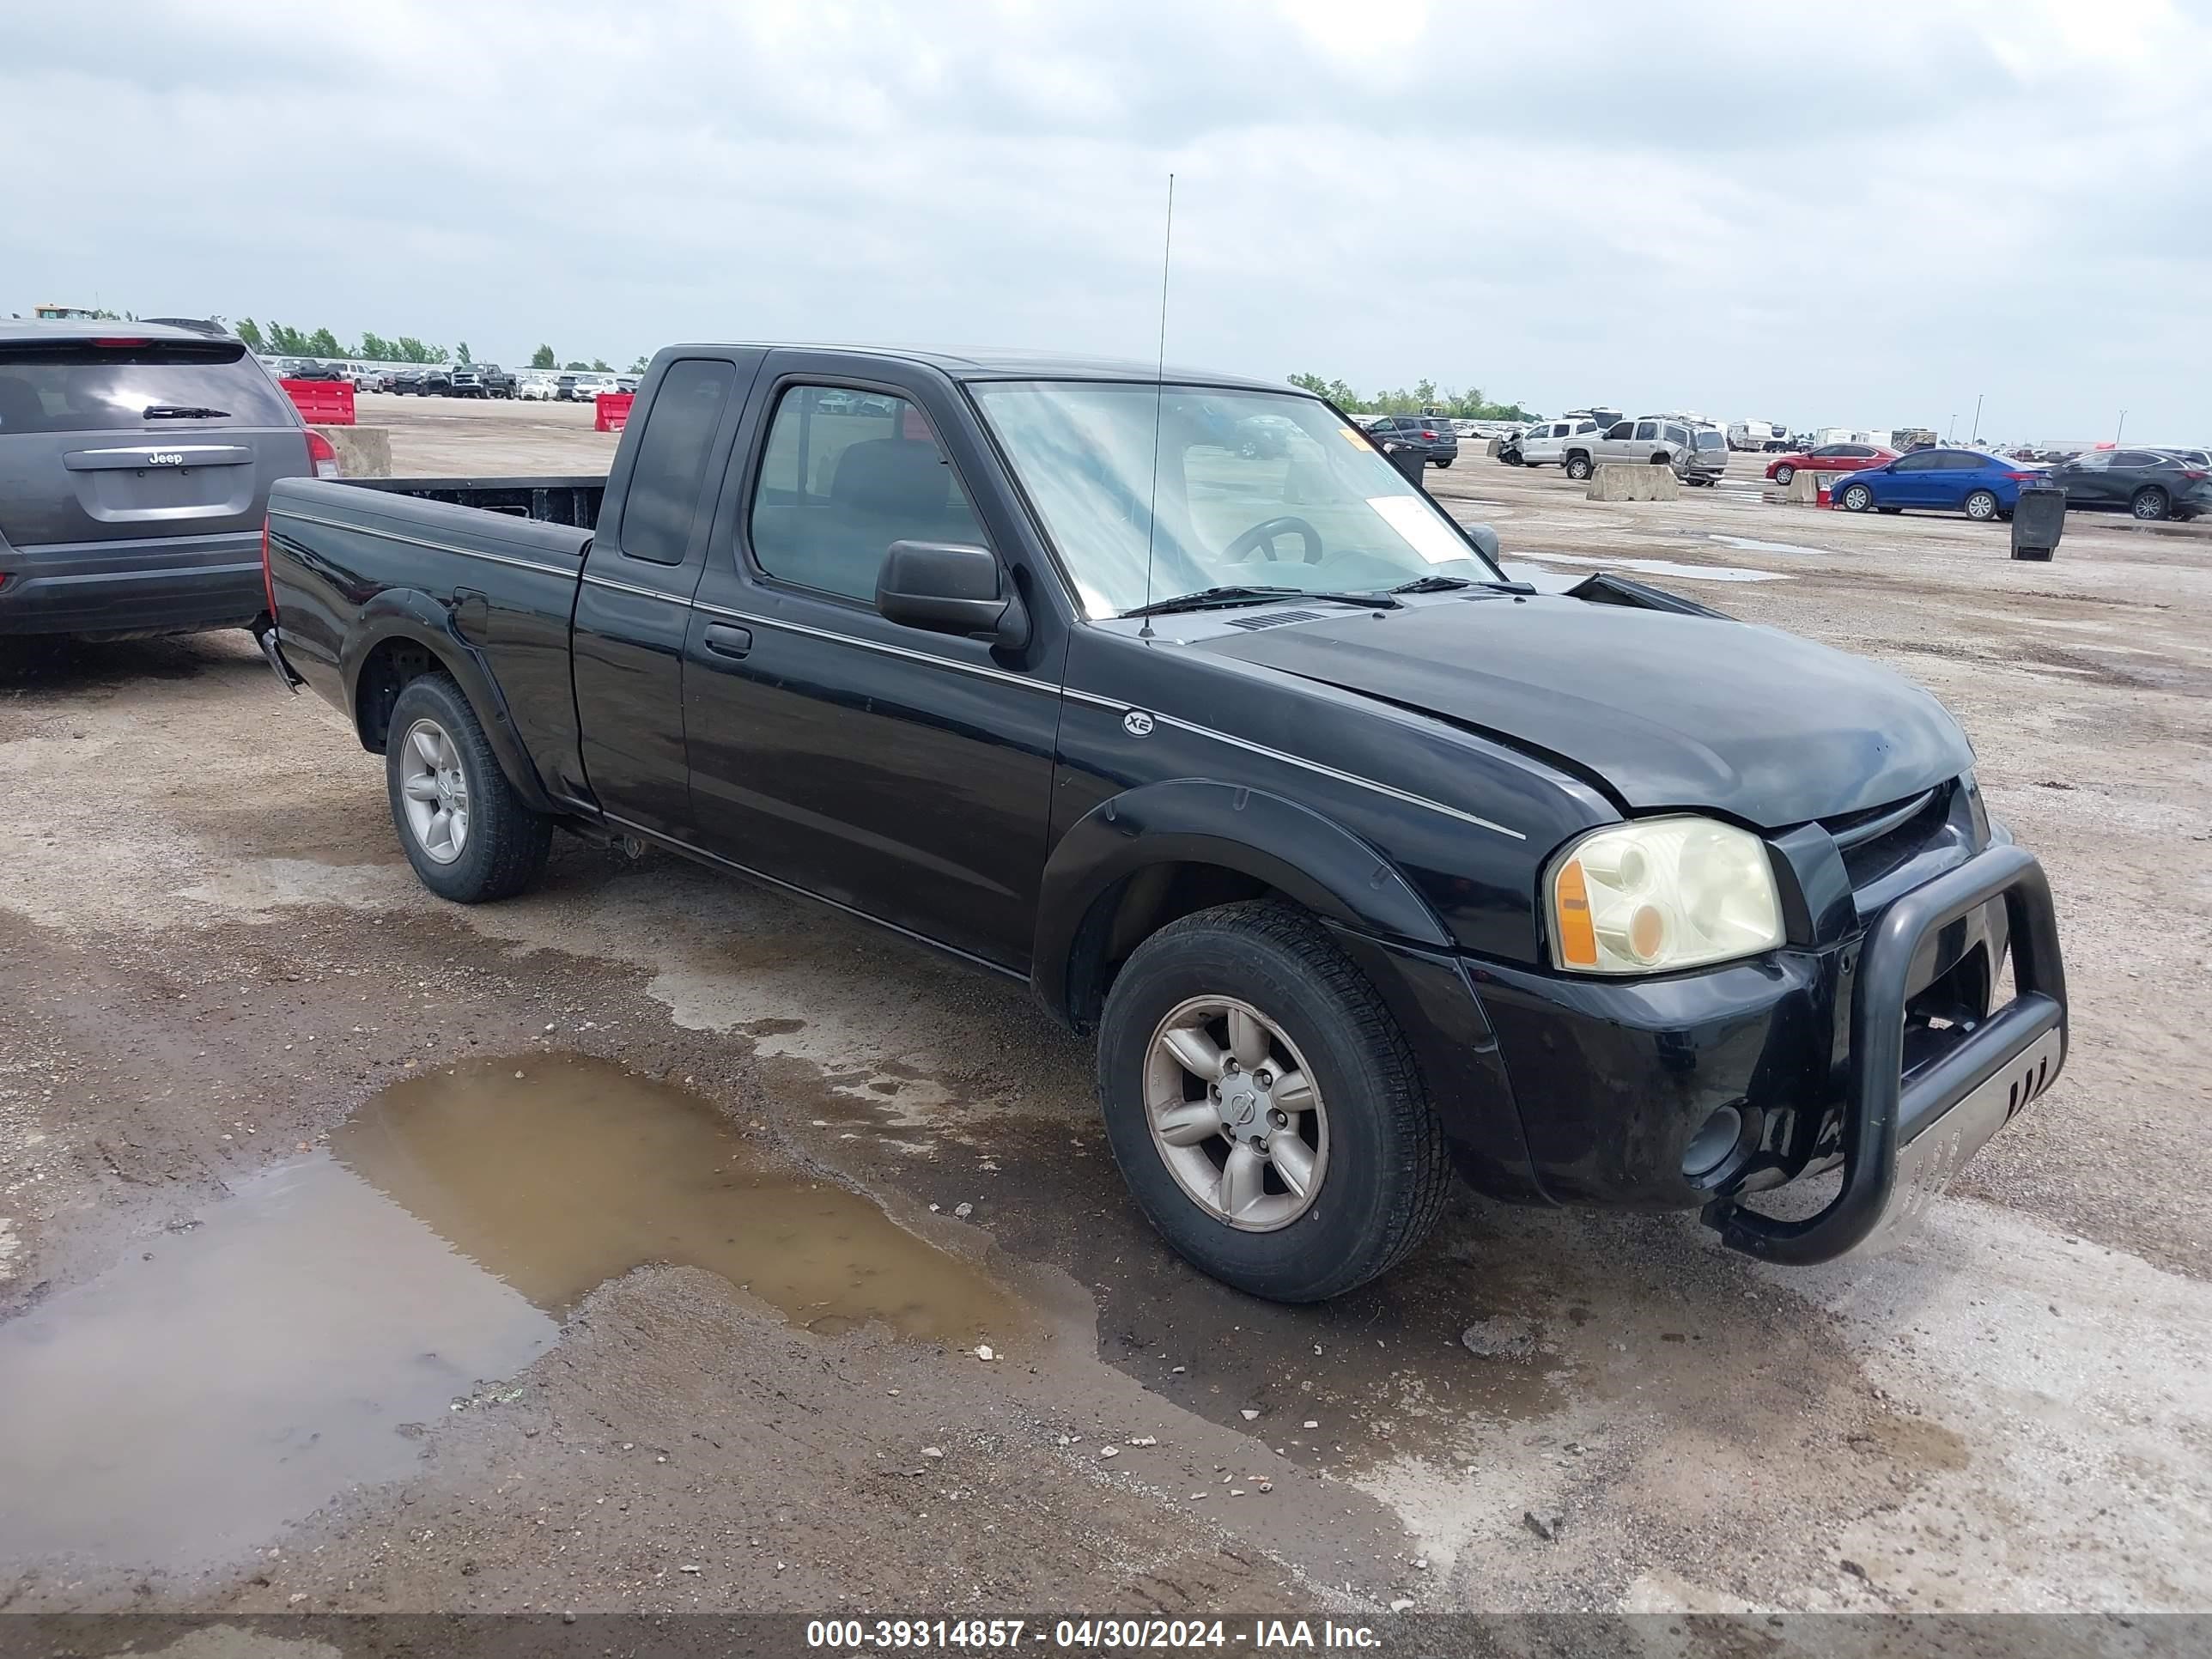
[{"x1": 1547, "y1": 817, "x2": 1783, "y2": 975}]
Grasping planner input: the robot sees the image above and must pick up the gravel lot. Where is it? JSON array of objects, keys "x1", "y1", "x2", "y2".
[{"x1": 3, "y1": 397, "x2": 2209, "y2": 1621}]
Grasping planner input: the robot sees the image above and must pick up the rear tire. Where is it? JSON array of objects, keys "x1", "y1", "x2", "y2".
[
  {"x1": 1095, "y1": 902, "x2": 1449, "y2": 1303},
  {"x1": 1773, "y1": 463, "x2": 1796, "y2": 486},
  {"x1": 384, "y1": 673, "x2": 553, "y2": 903},
  {"x1": 1565, "y1": 453, "x2": 1593, "y2": 482},
  {"x1": 1964, "y1": 489, "x2": 2000, "y2": 522},
  {"x1": 2131, "y1": 487, "x2": 2170, "y2": 521}
]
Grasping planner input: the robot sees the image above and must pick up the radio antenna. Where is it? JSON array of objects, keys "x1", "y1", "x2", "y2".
[{"x1": 1138, "y1": 172, "x2": 1175, "y2": 639}]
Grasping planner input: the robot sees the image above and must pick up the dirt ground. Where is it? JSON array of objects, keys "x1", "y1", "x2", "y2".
[{"x1": 3, "y1": 398, "x2": 2209, "y2": 1624}]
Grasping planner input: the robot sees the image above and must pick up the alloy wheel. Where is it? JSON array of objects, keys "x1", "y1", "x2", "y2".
[
  {"x1": 1143, "y1": 995, "x2": 1328, "y2": 1232},
  {"x1": 398, "y1": 718, "x2": 471, "y2": 864}
]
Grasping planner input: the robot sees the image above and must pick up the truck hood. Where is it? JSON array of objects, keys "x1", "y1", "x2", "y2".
[{"x1": 1194, "y1": 596, "x2": 1972, "y2": 829}]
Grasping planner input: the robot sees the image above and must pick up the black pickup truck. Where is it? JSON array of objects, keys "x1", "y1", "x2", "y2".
[{"x1": 258, "y1": 344, "x2": 2068, "y2": 1302}]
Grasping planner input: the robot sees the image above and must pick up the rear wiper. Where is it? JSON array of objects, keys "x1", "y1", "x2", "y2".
[
  {"x1": 1123, "y1": 585, "x2": 1401, "y2": 618},
  {"x1": 143, "y1": 404, "x2": 229, "y2": 419}
]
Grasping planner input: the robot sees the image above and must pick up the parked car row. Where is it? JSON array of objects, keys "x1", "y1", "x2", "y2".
[
  {"x1": 1486, "y1": 410, "x2": 2209, "y2": 525},
  {"x1": 1799, "y1": 445, "x2": 2206, "y2": 522},
  {"x1": 260, "y1": 357, "x2": 647, "y2": 404}
]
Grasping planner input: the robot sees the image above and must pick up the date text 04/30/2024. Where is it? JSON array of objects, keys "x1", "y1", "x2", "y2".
[{"x1": 803, "y1": 1619, "x2": 1382, "y2": 1649}]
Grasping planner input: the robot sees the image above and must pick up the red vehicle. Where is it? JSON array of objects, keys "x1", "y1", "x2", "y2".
[{"x1": 1765, "y1": 442, "x2": 1898, "y2": 486}]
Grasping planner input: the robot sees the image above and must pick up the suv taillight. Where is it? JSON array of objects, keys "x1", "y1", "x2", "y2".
[
  {"x1": 261, "y1": 519, "x2": 277, "y2": 616},
  {"x1": 306, "y1": 429, "x2": 342, "y2": 479},
  {"x1": 1420, "y1": 428, "x2": 1437, "y2": 440}
]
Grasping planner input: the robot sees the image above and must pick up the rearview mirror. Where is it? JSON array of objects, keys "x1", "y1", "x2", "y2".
[{"x1": 876, "y1": 540, "x2": 1030, "y2": 649}]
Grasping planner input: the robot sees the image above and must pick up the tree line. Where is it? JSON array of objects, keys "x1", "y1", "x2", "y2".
[
  {"x1": 1289, "y1": 374, "x2": 1533, "y2": 422},
  {"x1": 235, "y1": 319, "x2": 451, "y2": 364},
  {"x1": 532, "y1": 344, "x2": 650, "y2": 374},
  {"x1": 231, "y1": 321, "x2": 647, "y2": 376}
]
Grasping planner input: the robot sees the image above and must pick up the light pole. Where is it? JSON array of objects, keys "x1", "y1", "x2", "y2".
[
  {"x1": 1972, "y1": 393, "x2": 1984, "y2": 442},
  {"x1": 2116, "y1": 409, "x2": 2128, "y2": 444}
]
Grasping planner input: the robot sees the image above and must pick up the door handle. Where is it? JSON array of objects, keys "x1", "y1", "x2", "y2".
[{"x1": 702, "y1": 623, "x2": 753, "y2": 659}]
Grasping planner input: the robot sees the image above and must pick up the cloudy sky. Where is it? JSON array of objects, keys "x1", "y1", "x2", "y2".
[{"x1": 6, "y1": 1, "x2": 2207, "y2": 441}]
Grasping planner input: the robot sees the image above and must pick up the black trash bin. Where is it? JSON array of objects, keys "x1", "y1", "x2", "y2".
[
  {"x1": 1382, "y1": 441, "x2": 1429, "y2": 490},
  {"x1": 2011, "y1": 484, "x2": 2066, "y2": 562}
]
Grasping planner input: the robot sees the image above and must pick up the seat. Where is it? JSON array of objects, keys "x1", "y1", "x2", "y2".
[{"x1": 830, "y1": 438, "x2": 956, "y2": 520}]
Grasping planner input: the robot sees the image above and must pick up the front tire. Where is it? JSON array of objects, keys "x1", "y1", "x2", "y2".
[
  {"x1": 1773, "y1": 463, "x2": 1796, "y2": 486},
  {"x1": 1964, "y1": 489, "x2": 2000, "y2": 522},
  {"x1": 1565, "y1": 453, "x2": 1593, "y2": 482},
  {"x1": 1839, "y1": 482, "x2": 1874, "y2": 513},
  {"x1": 384, "y1": 674, "x2": 553, "y2": 903},
  {"x1": 2132, "y1": 487, "x2": 2170, "y2": 521},
  {"x1": 1095, "y1": 902, "x2": 1449, "y2": 1303}
]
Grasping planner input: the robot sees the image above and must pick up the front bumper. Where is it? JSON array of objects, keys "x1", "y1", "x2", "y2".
[
  {"x1": 1711, "y1": 842, "x2": 2065, "y2": 1262},
  {"x1": 1457, "y1": 842, "x2": 2065, "y2": 1261}
]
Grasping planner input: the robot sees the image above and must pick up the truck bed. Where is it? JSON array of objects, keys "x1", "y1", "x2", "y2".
[
  {"x1": 344, "y1": 476, "x2": 606, "y2": 528},
  {"x1": 265, "y1": 474, "x2": 605, "y2": 808}
]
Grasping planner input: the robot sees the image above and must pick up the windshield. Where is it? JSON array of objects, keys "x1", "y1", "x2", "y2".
[{"x1": 969, "y1": 380, "x2": 1503, "y2": 617}]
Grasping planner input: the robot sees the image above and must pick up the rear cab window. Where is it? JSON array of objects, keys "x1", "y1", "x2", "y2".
[
  {"x1": 0, "y1": 337, "x2": 296, "y2": 434},
  {"x1": 616, "y1": 359, "x2": 737, "y2": 565}
]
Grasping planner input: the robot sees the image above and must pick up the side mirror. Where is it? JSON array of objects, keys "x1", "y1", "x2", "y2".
[{"x1": 876, "y1": 540, "x2": 1030, "y2": 649}]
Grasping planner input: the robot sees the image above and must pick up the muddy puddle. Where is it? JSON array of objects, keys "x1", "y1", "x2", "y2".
[
  {"x1": 0, "y1": 1054, "x2": 1020, "y2": 1571},
  {"x1": 333, "y1": 1054, "x2": 1019, "y2": 1336}
]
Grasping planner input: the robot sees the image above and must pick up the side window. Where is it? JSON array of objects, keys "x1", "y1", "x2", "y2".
[
  {"x1": 617, "y1": 359, "x2": 736, "y2": 565},
  {"x1": 1606, "y1": 422, "x2": 1633, "y2": 440},
  {"x1": 1634, "y1": 420, "x2": 1657, "y2": 441},
  {"x1": 2072, "y1": 452, "x2": 2110, "y2": 471},
  {"x1": 1576, "y1": 422, "x2": 1597, "y2": 436},
  {"x1": 748, "y1": 384, "x2": 988, "y2": 604},
  {"x1": 2112, "y1": 450, "x2": 2158, "y2": 468},
  {"x1": 1893, "y1": 452, "x2": 1936, "y2": 472},
  {"x1": 1664, "y1": 424, "x2": 1687, "y2": 446}
]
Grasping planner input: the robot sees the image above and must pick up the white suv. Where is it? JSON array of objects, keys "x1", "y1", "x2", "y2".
[{"x1": 1507, "y1": 416, "x2": 1605, "y2": 468}]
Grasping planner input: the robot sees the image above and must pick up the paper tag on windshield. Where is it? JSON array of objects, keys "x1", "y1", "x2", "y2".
[{"x1": 1367, "y1": 494, "x2": 1469, "y2": 565}]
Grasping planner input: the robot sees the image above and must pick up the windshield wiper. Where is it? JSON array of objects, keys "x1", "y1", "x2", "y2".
[
  {"x1": 142, "y1": 404, "x2": 229, "y2": 419},
  {"x1": 1392, "y1": 571, "x2": 1539, "y2": 597},
  {"x1": 1123, "y1": 585, "x2": 1401, "y2": 618}
]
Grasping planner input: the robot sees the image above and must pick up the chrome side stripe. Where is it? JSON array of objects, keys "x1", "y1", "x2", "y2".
[
  {"x1": 273, "y1": 505, "x2": 1521, "y2": 842},
  {"x1": 270, "y1": 507, "x2": 579, "y2": 577},
  {"x1": 1060, "y1": 688, "x2": 1525, "y2": 841}
]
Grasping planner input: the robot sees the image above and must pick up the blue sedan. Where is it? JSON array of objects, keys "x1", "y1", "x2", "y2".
[{"x1": 1831, "y1": 447, "x2": 2042, "y2": 522}]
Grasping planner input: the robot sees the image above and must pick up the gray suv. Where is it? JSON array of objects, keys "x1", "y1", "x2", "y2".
[
  {"x1": 1565, "y1": 416, "x2": 1729, "y2": 486},
  {"x1": 0, "y1": 321, "x2": 334, "y2": 639}
]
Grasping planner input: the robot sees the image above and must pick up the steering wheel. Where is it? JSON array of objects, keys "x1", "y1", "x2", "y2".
[{"x1": 1222, "y1": 515, "x2": 1324, "y2": 564}]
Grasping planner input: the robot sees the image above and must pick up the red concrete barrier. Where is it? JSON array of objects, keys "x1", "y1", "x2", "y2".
[
  {"x1": 281, "y1": 380, "x2": 356, "y2": 425},
  {"x1": 594, "y1": 392, "x2": 635, "y2": 433}
]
